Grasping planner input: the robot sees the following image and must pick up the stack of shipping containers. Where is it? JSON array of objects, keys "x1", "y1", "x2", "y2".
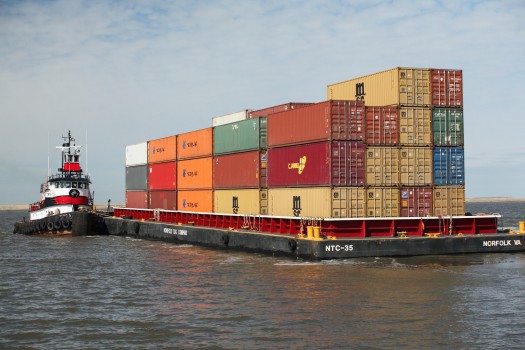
[
  {"x1": 147, "y1": 135, "x2": 177, "y2": 210},
  {"x1": 125, "y1": 142, "x2": 148, "y2": 208}
]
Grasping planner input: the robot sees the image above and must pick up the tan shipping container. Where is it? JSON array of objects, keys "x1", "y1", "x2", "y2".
[
  {"x1": 332, "y1": 187, "x2": 366, "y2": 218},
  {"x1": 367, "y1": 187, "x2": 400, "y2": 217},
  {"x1": 399, "y1": 107, "x2": 432, "y2": 146},
  {"x1": 148, "y1": 135, "x2": 177, "y2": 163},
  {"x1": 214, "y1": 189, "x2": 267, "y2": 215},
  {"x1": 433, "y1": 186, "x2": 465, "y2": 216},
  {"x1": 366, "y1": 147, "x2": 400, "y2": 186},
  {"x1": 177, "y1": 128, "x2": 213, "y2": 160},
  {"x1": 268, "y1": 187, "x2": 332, "y2": 218},
  {"x1": 399, "y1": 147, "x2": 433, "y2": 186},
  {"x1": 327, "y1": 67, "x2": 431, "y2": 107},
  {"x1": 177, "y1": 157, "x2": 213, "y2": 189},
  {"x1": 177, "y1": 189, "x2": 213, "y2": 213}
]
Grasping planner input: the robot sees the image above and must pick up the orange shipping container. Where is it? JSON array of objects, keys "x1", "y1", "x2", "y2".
[
  {"x1": 148, "y1": 135, "x2": 177, "y2": 163},
  {"x1": 177, "y1": 128, "x2": 213, "y2": 160},
  {"x1": 178, "y1": 189, "x2": 213, "y2": 213},
  {"x1": 177, "y1": 157, "x2": 213, "y2": 189}
]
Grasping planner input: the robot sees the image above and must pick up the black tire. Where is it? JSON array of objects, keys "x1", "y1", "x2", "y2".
[
  {"x1": 62, "y1": 219, "x2": 71, "y2": 229},
  {"x1": 47, "y1": 221, "x2": 54, "y2": 231},
  {"x1": 53, "y1": 219, "x2": 62, "y2": 230}
]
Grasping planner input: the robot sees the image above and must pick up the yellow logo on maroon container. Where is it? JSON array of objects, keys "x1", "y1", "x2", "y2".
[{"x1": 288, "y1": 156, "x2": 306, "y2": 174}]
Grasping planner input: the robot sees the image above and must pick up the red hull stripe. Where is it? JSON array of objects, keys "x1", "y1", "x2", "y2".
[{"x1": 53, "y1": 196, "x2": 89, "y2": 205}]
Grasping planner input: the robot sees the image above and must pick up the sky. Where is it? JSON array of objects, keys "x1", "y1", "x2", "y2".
[{"x1": 1, "y1": 0, "x2": 524, "y2": 205}]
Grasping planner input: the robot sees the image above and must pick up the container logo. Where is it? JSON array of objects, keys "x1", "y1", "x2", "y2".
[
  {"x1": 182, "y1": 140, "x2": 186, "y2": 149},
  {"x1": 355, "y1": 82, "x2": 366, "y2": 102},
  {"x1": 288, "y1": 156, "x2": 307, "y2": 174},
  {"x1": 293, "y1": 195, "x2": 301, "y2": 217}
]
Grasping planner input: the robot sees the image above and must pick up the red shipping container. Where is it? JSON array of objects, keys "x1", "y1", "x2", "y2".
[
  {"x1": 126, "y1": 191, "x2": 148, "y2": 209},
  {"x1": 213, "y1": 150, "x2": 266, "y2": 189},
  {"x1": 365, "y1": 106, "x2": 399, "y2": 145},
  {"x1": 400, "y1": 187, "x2": 433, "y2": 217},
  {"x1": 267, "y1": 100, "x2": 365, "y2": 147},
  {"x1": 431, "y1": 69, "x2": 463, "y2": 108},
  {"x1": 248, "y1": 102, "x2": 314, "y2": 118},
  {"x1": 148, "y1": 161, "x2": 177, "y2": 190},
  {"x1": 149, "y1": 190, "x2": 177, "y2": 210},
  {"x1": 331, "y1": 141, "x2": 366, "y2": 186}
]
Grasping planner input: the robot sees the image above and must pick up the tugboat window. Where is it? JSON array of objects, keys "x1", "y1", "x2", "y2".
[{"x1": 72, "y1": 182, "x2": 77, "y2": 188}]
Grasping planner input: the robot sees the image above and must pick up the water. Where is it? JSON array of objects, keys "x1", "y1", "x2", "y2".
[{"x1": 1, "y1": 202, "x2": 525, "y2": 349}]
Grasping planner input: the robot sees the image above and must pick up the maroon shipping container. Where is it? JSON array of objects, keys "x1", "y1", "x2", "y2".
[
  {"x1": 365, "y1": 106, "x2": 399, "y2": 145},
  {"x1": 331, "y1": 141, "x2": 366, "y2": 186},
  {"x1": 431, "y1": 69, "x2": 463, "y2": 108},
  {"x1": 126, "y1": 191, "x2": 148, "y2": 209},
  {"x1": 149, "y1": 190, "x2": 177, "y2": 210},
  {"x1": 248, "y1": 102, "x2": 314, "y2": 118},
  {"x1": 213, "y1": 150, "x2": 267, "y2": 189},
  {"x1": 267, "y1": 100, "x2": 365, "y2": 147},
  {"x1": 148, "y1": 161, "x2": 177, "y2": 191},
  {"x1": 400, "y1": 187, "x2": 433, "y2": 217}
]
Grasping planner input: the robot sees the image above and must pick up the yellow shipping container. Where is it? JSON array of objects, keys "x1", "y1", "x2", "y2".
[
  {"x1": 148, "y1": 135, "x2": 177, "y2": 163},
  {"x1": 399, "y1": 107, "x2": 432, "y2": 146},
  {"x1": 327, "y1": 67, "x2": 431, "y2": 107},
  {"x1": 332, "y1": 187, "x2": 366, "y2": 218},
  {"x1": 366, "y1": 147, "x2": 400, "y2": 186},
  {"x1": 268, "y1": 187, "x2": 332, "y2": 218},
  {"x1": 177, "y1": 127, "x2": 213, "y2": 160},
  {"x1": 433, "y1": 186, "x2": 465, "y2": 216},
  {"x1": 367, "y1": 187, "x2": 400, "y2": 217},
  {"x1": 214, "y1": 189, "x2": 267, "y2": 215},
  {"x1": 399, "y1": 147, "x2": 433, "y2": 186},
  {"x1": 177, "y1": 157, "x2": 213, "y2": 189}
]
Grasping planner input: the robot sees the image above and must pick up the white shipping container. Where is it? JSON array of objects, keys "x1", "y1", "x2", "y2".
[
  {"x1": 125, "y1": 142, "x2": 148, "y2": 166},
  {"x1": 212, "y1": 109, "x2": 252, "y2": 127}
]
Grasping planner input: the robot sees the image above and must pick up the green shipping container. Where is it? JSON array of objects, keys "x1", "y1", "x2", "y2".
[
  {"x1": 433, "y1": 108, "x2": 464, "y2": 146},
  {"x1": 213, "y1": 117, "x2": 267, "y2": 155}
]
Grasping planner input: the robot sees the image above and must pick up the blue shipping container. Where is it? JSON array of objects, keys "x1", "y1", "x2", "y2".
[{"x1": 433, "y1": 147, "x2": 464, "y2": 185}]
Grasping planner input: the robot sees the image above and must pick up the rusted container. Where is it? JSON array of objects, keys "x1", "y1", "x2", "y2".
[
  {"x1": 399, "y1": 147, "x2": 433, "y2": 186},
  {"x1": 248, "y1": 102, "x2": 314, "y2": 118},
  {"x1": 148, "y1": 161, "x2": 177, "y2": 191},
  {"x1": 126, "y1": 191, "x2": 148, "y2": 209},
  {"x1": 268, "y1": 187, "x2": 332, "y2": 218},
  {"x1": 125, "y1": 142, "x2": 148, "y2": 166},
  {"x1": 331, "y1": 141, "x2": 366, "y2": 186},
  {"x1": 366, "y1": 147, "x2": 400, "y2": 186},
  {"x1": 267, "y1": 100, "x2": 365, "y2": 147},
  {"x1": 213, "y1": 150, "x2": 266, "y2": 189},
  {"x1": 431, "y1": 69, "x2": 463, "y2": 108},
  {"x1": 433, "y1": 186, "x2": 465, "y2": 216},
  {"x1": 365, "y1": 106, "x2": 399, "y2": 145},
  {"x1": 213, "y1": 117, "x2": 267, "y2": 155},
  {"x1": 177, "y1": 157, "x2": 213, "y2": 190},
  {"x1": 399, "y1": 107, "x2": 432, "y2": 146},
  {"x1": 268, "y1": 142, "x2": 330, "y2": 187},
  {"x1": 177, "y1": 189, "x2": 213, "y2": 213},
  {"x1": 177, "y1": 128, "x2": 213, "y2": 160},
  {"x1": 149, "y1": 190, "x2": 177, "y2": 210},
  {"x1": 212, "y1": 110, "x2": 251, "y2": 127},
  {"x1": 433, "y1": 108, "x2": 464, "y2": 146},
  {"x1": 433, "y1": 147, "x2": 465, "y2": 185},
  {"x1": 332, "y1": 187, "x2": 366, "y2": 218},
  {"x1": 214, "y1": 189, "x2": 267, "y2": 215},
  {"x1": 148, "y1": 135, "x2": 177, "y2": 164},
  {"x1": 125, "y1": 165, "x2": 148, "y2": 191},
  {"x1": 366, "y1": 187, "x2": 400, "y2": 217},
  {"x1": 327, "y1": 67, "x2": 431, "y2": 107},
  {"x1": 400, "y1": 187, "x2": 433, "y2": 217}
]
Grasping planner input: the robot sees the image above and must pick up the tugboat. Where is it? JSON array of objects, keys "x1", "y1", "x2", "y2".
[{"x1": 14, "y1": 131, "x2": 97, "y2": 236}]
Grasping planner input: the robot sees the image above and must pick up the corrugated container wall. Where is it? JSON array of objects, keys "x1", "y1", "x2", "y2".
[
  {"x1": 126, "y1": 191, "x2": 148, "y2": 209},
  {"x1": 327, "y1": 67, "x2": 431, "y2": 107},
  {"x1": 331, "y1": 141, "x2": 366, "y2": 186},
  {"x1": 433, "y1": 108, "x2": 464, "y2": 146},
  {"x1": 248, "y1": 102, "x2": 314, "y2": 118},
  {"x1": 365, "y1": 106, "x2": 399, "y2": 145},
  {"x1": 267, "y1": 100, "x2": 365, "y2": 147},
  {"x1": 177, "y1": 128, "x2": 213, "y2": 160},
  {"x1": 399, "y1": 107, "x2": 432, "y2": 146},
  {"x1": 332, "y1": 187, "x2": 366, "y2": 218},
  {"x1": 431, "y1": 69, "x2": 463, "y2": 108},
  {"x1": 148, "y1": 162, "x2": 177, "y2": 190},
  {"x1": 125, "y1": 165, "x2": 148, "y2": 191},
  {"x1": 125, "y1": 142, "x2": 148, "y2": 166},
  {"x1": 433, "y1": 147, "x2": 465, "y2": 185},
  {"x1": 366, "y1": 187, "x2": 400, "y2": 217},
  {"x1": 177, "y1": 157, "x2": 213, "y2": 189},
  {"x1": 212, "y1": 110, "x2": 251, "y2": 127},
  {"x1": 149, "y1": 190, "x2": 177, "y2": 210},
  {"x1": 213, "y1": 151, "x2": 266, "y2": 189},
  {"x1": 433, "y1": 186, "x2": 465, "y2": 216},
  {"x1": 214, "y1": 189, "x2": 267, "y2": 215},
  {"x1": 213, "y1": 117, "x2": 267, "y2": 155},
  {"x1": 148, "y1": 135, "x2": 177, "y2": 164},
  {"x1": 399, "y1": 147, "x2": 433, "y2": 186},
  {"x1": 400, "y1": 187, "x2": 433, "y2": 217},
  {"x1": 366, "y1": 147, "x2": 400, "y2": 186},
  {"x1": 268, "y1": 187, "x2": 332, "y2": 218},
  {"x1": 177, "y1": 190, "x2": 213, "y2": 213}
]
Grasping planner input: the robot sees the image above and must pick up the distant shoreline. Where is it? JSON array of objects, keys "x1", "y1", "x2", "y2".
[{"x1": 1, "y1": 198, "x2": 524, "y2": 211}]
